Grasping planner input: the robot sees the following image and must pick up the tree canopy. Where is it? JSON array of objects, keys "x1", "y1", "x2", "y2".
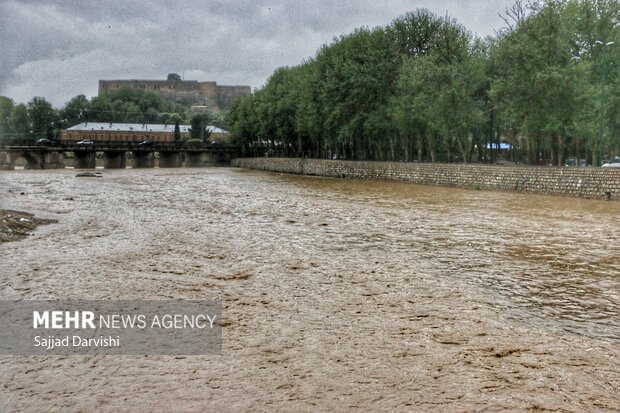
[
  {"x1": 0, "y1": 88, "x2": 228, "y2": 144},
  {"x1": 229, "y1": 1, "x2": 620, "y2": 165}
]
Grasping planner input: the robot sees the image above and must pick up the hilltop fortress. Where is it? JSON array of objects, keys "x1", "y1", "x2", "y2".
[{"x1": 98, "y1": 74, "x2": 251, "y2": 112}]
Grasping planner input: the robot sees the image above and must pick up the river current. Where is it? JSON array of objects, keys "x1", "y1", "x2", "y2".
[{"x1": 0, "y1": 167, "x2": 618, "y2": 411}]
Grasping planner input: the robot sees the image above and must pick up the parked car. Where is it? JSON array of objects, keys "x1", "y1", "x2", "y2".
[
  {"x1": 76, "y1": 139, "x2": 94, "y2": 146},
  {"x1": 35, "y1": 138, "x2": 55, "y2": 146},
  {"x1": 601, "y1": 157, "x2": 620, "y2": 168},
  {"x1": 564, "y1": 157, "x2": 589, "y2": 167},
  {"x1": 137, "y1": 140, "x2": 154, "y2": 147}
]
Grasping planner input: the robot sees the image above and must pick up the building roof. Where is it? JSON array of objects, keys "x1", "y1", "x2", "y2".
[{"x1": 65, "y1": 122, "x2": 228, "y2": 134}]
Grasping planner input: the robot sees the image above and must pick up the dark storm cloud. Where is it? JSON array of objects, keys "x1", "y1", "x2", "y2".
[{"x1": 0, "y1": 0, "x2": 516, "y2": 106}]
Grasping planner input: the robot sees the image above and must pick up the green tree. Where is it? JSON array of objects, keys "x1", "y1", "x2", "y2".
[
  {"x1": 60, "y1": 95, "x2": 90, "y2": 129},
  {"x1": 396, "y1": 19, "x2": 487, "y2": 163},
  {"x1": 174, "y1": 120, "x2": 181, "y2": 143},
  {"x1": 9, "y1": 104, "x2": 30, "y2": 142},
  {"x1": 0, "y1": 96, "x2": 15, "y2": 143},
  {"x1": 229, "y1": 94, "x2": 261, "y2": 155},
  {"x1": 87, "y1": 87, "x2": 188, "y2": 124},
  {"x1": 27, "y1": 97, "x2": 59, "y2": 141},
  {"x1": 190, "y1": 113, "x2": 211, "y2": 142},
  {"x1": 491, "y1": 0, "x2": 619, "y2": 165}
]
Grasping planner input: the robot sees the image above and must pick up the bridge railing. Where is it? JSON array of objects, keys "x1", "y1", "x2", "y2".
[{"x1": 0, "y1": 139, "x2": 239, "y2": 153}]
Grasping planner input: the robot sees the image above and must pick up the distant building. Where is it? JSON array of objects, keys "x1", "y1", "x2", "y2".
[
  {"x1": 98, "y1": 75, "x2": 251, "y2": 112},
  {"x1": 60, "y1": 122, "x2": 230, "y2": 143}
]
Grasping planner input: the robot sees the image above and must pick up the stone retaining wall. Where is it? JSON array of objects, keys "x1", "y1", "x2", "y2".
[{"x1": 232, "y1": 158, "x2": 620, "y2": 201}]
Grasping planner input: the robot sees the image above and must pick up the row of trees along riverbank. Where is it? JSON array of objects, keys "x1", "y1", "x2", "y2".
[{"x1": 228, "y1": 1, "x2": 620, "y2": 166}]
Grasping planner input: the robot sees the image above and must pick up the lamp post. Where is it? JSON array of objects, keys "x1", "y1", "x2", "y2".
[{"x1": 596, "y1": 40, "x2": 614, "y2": 166}]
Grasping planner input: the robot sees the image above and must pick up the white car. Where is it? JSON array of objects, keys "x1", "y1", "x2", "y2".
[{"x1": 602, "y1": 157, "x2": 620, "y2": 168}]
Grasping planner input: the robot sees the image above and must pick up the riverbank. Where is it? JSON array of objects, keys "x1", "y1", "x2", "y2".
[
  {"x1": 0, "y1": 210, "x2": 56, "y2": 243},
  {"x1": 233, "y1": 158, "x2": 620, "y2": 201}
]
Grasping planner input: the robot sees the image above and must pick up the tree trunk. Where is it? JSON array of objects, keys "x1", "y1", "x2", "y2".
[
  {"x1": 429, "y1": 135, "x2": 437, "y2": 163},
  {"x1": 457, "y1": 135, "x2": 471, "y2": 164},
  {"x1": 417, "y1": 135, "x2": 423, "y2": 162}
]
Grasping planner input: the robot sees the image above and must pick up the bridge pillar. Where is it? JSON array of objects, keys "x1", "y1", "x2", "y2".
[
  {"x1": 0, "y1": 151, "x2": 13, "y2": 170},
  {"x1": 184, "y1": 151, "x2": 216, "y2": 167},
  {"x1": 22, "y1": 151, "x2": 46, "y2": 169},
  {"x1": 103, "y1": 151, "x2": 127, "y2": 169},
  {"x1": 184, "y1": 152, "x2": 204, "y2": 167},
  {"x1": 184, "y1": 151, "x2": 233, "y2": 167},
  {"x1": 131, "y1": 151, "x2": 155, "y2": 168},
  {"x1": 159, "y1": 151, "x2": 183, "y2": 168},
  {"x1": 185, "y1": 151, "x2": 233, "y2": 167},
  {"x1": 74, "y1": 151, "x2": 97, "y2": 169},
  {"x1": 42, "y1": 150, "x2": 65, "y2": 169},
  {"x1": 213, "y1": 151, "x2": 233, "y2": 165}
]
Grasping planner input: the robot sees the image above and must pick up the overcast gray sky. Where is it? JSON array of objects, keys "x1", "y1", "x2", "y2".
[{"x1": 0, "y1": 0, "x2": 516, "y2": 107}]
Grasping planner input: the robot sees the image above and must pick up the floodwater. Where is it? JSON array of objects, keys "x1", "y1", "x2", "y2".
[{"x1": 0, "y1": 167, "x2": 618, "y2": 412}]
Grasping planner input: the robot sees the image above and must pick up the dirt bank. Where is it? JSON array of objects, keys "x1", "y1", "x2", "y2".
[{"x1": 0, "y1": 210, "x2": 57, "y2": 243}]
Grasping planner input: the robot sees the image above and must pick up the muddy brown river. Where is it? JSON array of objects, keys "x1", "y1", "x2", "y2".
[{"x1": 0, "y1": 167, "x2": 619, "y2": 412}]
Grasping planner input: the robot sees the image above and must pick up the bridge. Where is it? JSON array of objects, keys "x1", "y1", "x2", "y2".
[{"x1": 0, "y1": 141, "x2": 239, "y2": 170}]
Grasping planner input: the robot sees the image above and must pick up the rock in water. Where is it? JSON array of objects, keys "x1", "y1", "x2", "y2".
[{"x1": 76, "y1": 172, "x2": 102, "y2": 178}]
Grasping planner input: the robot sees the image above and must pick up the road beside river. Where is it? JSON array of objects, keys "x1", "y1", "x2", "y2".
[{"x1": 1, "y1": 168, "x2": 618, "y2": 412}]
